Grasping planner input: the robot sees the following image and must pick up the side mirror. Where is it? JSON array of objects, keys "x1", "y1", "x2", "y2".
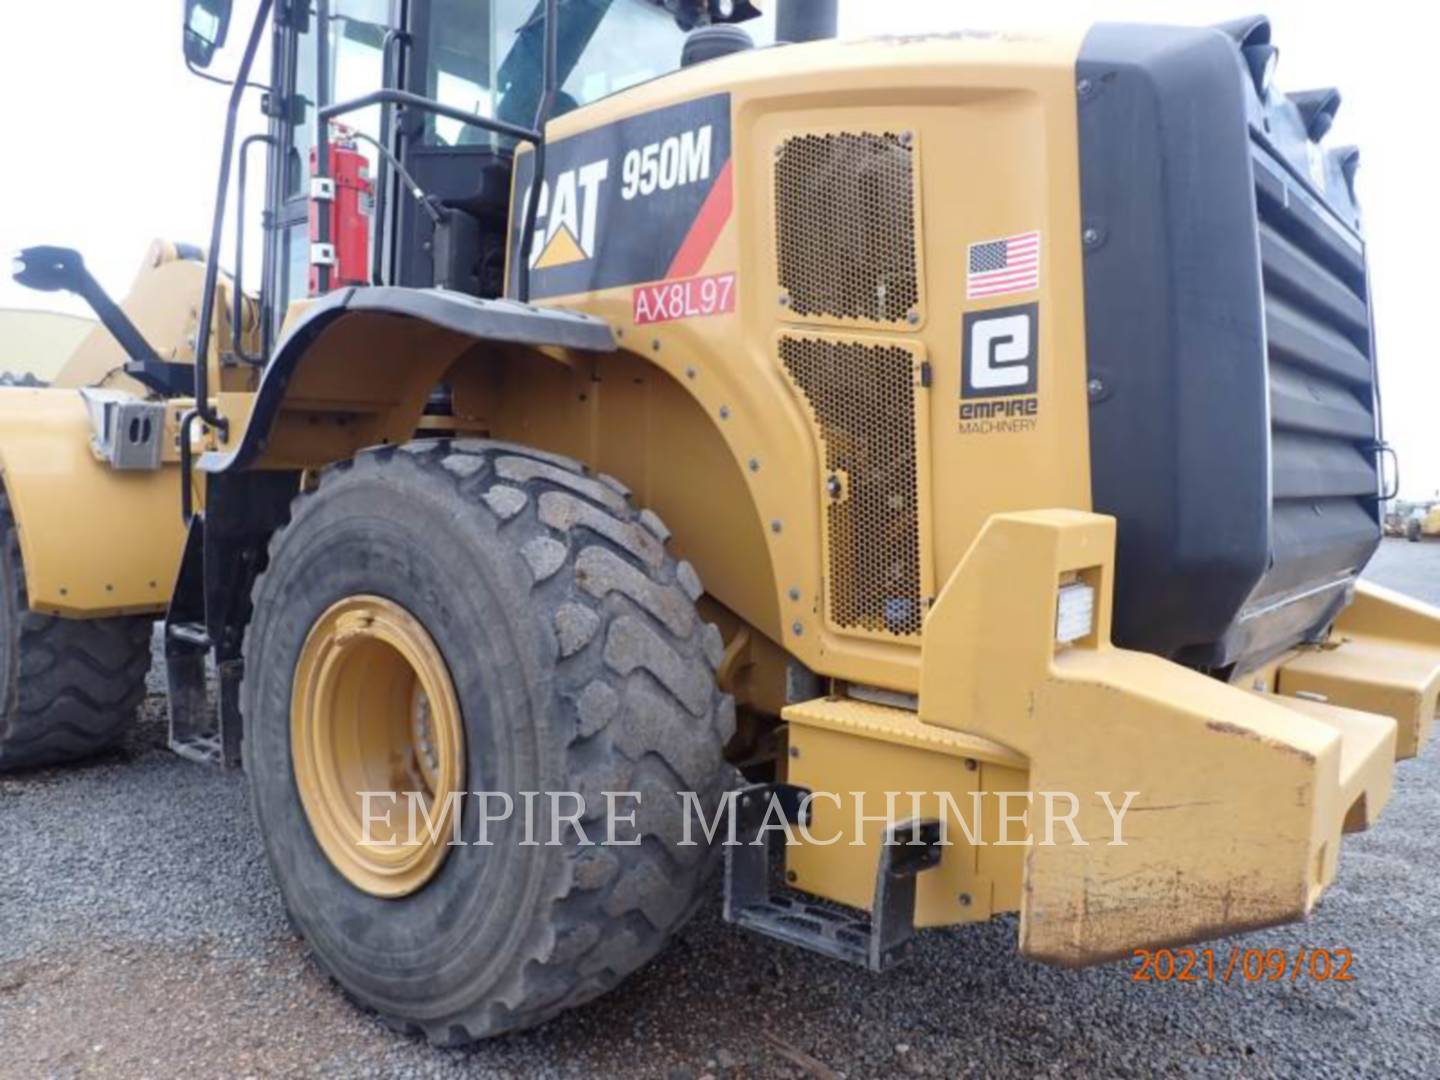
[
  {"x1": 183, "y1": 0, "x2": 233, "y2": 69},
  {"x1": 664, "y1": 0, "x2": 762, "y2": 32},
  {"x1": 12, "y1": 246, "x2": 87, "y2": 293}
]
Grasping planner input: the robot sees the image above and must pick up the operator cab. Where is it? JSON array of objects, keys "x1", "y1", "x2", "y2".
[{"x1": 265, "y1": 0, "x2": 776, "y2": 334}]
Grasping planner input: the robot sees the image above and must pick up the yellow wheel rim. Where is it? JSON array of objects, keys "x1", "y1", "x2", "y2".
[{"x1": 291, "y1": 595, "x2": 465, "y2": 898}]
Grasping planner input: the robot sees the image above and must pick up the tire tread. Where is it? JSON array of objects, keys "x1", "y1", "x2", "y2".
[
  {"x1": 244, "y1": 438, "x2": 730, "y2": 1043},
  {"x1": 0, "y1": 494, "x2": 152, "y2": 771}
]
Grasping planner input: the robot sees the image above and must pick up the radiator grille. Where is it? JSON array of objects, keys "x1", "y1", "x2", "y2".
[
  {"x1": 779, "y1": 336, "x2": 923, "y2": 636},
  {"x1": 775, "y1": 132, "x2": 920, "y2": 325},
  {"x1": 1251, "y1": 149, "x2": 1379, "y2": 608}
]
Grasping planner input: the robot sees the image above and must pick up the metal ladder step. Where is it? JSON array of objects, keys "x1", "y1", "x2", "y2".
[
  {"x1": 722, "y1": 783, "x2": 942, "y2": 971},
  {"x1": 166, "y1": 621, "x2": 212, "y2": 648},
  {"x1": 163, "y1": 615, "x2": 242, "y2": 769}
]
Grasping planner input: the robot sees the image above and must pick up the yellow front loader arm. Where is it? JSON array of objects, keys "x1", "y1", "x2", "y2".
[{"x1": 0, "y1": 239, "x2": 238, "y2": 617}]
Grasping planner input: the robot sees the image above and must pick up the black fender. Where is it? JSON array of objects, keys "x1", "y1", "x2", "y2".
[{"x1": 200, "y1": 286, "x2": 615, "y2": 474}]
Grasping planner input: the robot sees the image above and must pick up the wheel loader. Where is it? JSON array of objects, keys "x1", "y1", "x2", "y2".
[
  {"x1": 1405, "y1": 504, "x2": 1440, "y2": 542},
  {"x1": 4, "y1": 0, "x2": 1438, "y2": 1043}
]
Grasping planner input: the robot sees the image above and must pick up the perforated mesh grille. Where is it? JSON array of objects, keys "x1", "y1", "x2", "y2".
[
  {"x1": 780, "y1": 336, "x2": 923, "y2": 636},
  {"x1": 775, "y1": 132, "x2": 920, "y2": 324}
]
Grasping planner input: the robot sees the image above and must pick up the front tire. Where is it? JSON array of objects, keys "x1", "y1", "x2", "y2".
[{"x1": 242, "y1": 440, "x2": 733, "y2": 1043}]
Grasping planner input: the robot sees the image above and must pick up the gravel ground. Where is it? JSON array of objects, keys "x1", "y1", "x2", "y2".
[{"x1": 2, "y1": 538, "x2": 1439, "y2": 1077}]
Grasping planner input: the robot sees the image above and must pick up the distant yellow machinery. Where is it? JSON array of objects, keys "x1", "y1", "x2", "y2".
[
  {"x1": 2, "y1": 0, "x2": 1435, "y2": 1043},
  {"x1": 1405, "y1": 505, "x2": 1440, "y2": 541},
  {"x1": 0, "y1": 308, "x2": 93, "y2": 382}
]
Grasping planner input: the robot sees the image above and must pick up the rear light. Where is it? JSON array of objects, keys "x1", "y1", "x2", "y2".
[{"x1": 1056, "y1": 582, "x2": 1096, "y2": 645}]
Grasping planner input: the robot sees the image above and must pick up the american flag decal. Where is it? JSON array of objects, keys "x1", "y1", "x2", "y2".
[{"x1": 967, "y1": 231, "x2": 1041, "y2": 300}]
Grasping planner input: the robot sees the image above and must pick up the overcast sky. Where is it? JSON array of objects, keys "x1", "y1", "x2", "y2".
[{"x1": 1, "y1": 1, "x2": 1435, "y2": 493}]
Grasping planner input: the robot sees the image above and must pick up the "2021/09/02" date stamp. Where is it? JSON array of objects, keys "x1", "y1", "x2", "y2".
[{"x1": 1132, "y1": 948, "x2": 1355, "y2": 984}]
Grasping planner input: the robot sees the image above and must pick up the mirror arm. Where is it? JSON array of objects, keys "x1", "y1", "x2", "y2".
[{"x1": 186, "y1": 56, "x2": 269, "y2": 93}]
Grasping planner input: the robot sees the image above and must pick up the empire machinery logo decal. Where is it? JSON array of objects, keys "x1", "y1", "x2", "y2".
[
  {"x1": 511, "y1": 93, "x2": 736, "y2": 323},
  {"x1": 960, "y1": 228, "x2": 1042, "y2": 434},
  {"x1": 961, "y1": 301, "x2": 1040, "y2": 434}
]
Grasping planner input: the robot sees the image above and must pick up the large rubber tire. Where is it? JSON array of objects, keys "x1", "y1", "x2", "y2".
[
  {"x1": 242, "y1": 439, "x2": 734, "y2": 1043},
  {"x1": 0, "y1": 495, "x2": 153, "y2": 771}
]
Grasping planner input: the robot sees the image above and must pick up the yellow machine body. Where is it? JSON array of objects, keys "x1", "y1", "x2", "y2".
[
  {"x1": 0, "y1": 242, "x2": 231, "y2": 616},
  {"x1": 217, "y1": 31, "x2": 1096, "y2": 691},
  {"x1": 5, "y1": 29, "x2": 1437, "y2": 963},
  {"x1": 0, "y1": 388, "x2": 187, "y2": 616}
]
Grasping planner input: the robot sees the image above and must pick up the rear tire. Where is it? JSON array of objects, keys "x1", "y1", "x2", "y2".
[
  {"x1": 241, "y1": 439, "x2": 733, "y2": 1043},
  {"x1": 0, "y1": 495, "x2": 153, "y2": 771},
  {"x1": 0, "y1": 372, "x2": 47, "y2": 388}
]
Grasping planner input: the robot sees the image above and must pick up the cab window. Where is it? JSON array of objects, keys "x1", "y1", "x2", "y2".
[
  {"x1": 288, "y1": 0, "x2": 391, "y2": 196},
  {"x1": 421, "y1": 0, "x2": 773, "y2": 146}
]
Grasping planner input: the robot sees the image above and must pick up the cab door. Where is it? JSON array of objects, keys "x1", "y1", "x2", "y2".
[
  {"x1": 391, "y1": 0, "x2": 530, "y2": 294},
  {"x1": 266, "y1": 0, "x2": 402, "y2": 334}
]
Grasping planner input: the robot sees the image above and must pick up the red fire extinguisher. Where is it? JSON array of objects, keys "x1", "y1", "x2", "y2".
[{"x1": 308, "y1": 125, "x2": 374, "y2": 295}]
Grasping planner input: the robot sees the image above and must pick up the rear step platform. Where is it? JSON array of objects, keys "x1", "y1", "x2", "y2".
[
  {"x1": 722, "y1": 783, "x2": 942, "y2": 970},
  {"x1": 1268, "y1": 694, "x2": 1396, "y2": 836}
]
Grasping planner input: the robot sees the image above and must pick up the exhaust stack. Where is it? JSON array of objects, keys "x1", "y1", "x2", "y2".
[{"x1": 777, "y1": 0, "x2": 837, "y2": 43}]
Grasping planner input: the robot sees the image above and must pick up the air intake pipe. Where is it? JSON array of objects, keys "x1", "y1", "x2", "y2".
[{"x1": 777, "y1": 0, "x2": 837, "y2": 43}]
